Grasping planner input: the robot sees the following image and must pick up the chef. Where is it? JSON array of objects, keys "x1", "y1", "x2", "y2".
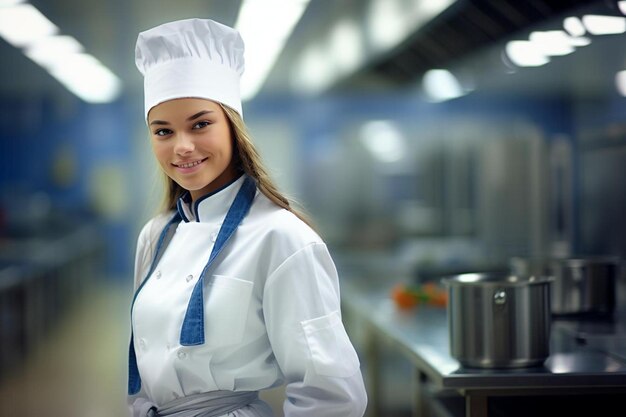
[{"x1": 127, "y1": 18, "x2": 368, "y2": 417}]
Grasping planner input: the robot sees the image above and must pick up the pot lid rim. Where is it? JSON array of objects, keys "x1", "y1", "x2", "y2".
[{"x1": 442, "y1": 273, "x2": 554, "y2": 286}]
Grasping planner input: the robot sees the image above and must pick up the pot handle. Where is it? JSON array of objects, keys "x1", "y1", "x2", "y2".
[{"x1": 493, "y1": 289, "x2": 507, "y2": 306}]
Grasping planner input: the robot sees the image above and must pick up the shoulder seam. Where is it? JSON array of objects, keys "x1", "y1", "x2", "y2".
[{"x1": 264, "y1": 241, "x2": 326, "y2": 288}]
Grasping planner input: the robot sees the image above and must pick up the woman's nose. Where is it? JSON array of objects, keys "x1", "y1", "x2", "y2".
[{"x1": 174, "y1": 133, "x2": 194, "y2": 154}]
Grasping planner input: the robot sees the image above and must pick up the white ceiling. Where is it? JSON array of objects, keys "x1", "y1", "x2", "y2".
[{"x1": 1, "y1": 0, "x2": 624, "y2": 102}]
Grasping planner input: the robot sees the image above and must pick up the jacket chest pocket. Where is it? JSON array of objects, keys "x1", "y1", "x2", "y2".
[{"x1": 204, "y1": 275, "x2": 254, "y2": 347}]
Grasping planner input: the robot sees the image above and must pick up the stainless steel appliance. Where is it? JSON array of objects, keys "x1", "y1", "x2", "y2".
[{"x1": 443, "y1": 272, "x2": 552, "y2": 368}]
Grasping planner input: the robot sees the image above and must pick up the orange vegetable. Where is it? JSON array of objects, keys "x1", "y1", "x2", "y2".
[
  {"x1": 391, "y1": 283, "x2": 419, "y2": 309},
  {"x1": 430, "y1": 291, "x2": 448, "y2": 307},
  {"x1": 390, "y1": 282, "x2": 448, "y2": 309},
  {"x1": 422, "y1": 282, "x2": 438, "y2": 296}
]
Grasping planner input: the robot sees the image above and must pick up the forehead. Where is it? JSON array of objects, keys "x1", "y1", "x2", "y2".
[{"x1": 148, "y1": 98, "x2": 222, "y2": 121}]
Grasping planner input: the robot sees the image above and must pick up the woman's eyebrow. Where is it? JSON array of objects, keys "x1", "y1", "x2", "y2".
[
  {"x1": 149, "y1": 110, "x2": 213, "y2": 126},
  {"x1": 187, "y1": 110, "x2": 213, "y2": 121}
]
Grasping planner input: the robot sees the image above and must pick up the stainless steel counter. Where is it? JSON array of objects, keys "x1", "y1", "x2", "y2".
[{"x1": 341, "y1": 275, "x2": 626, "y2": 417}]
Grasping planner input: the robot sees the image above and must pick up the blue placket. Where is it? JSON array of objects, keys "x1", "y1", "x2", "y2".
[{"x1": 128, "y1": 176, "x2": 257, "y2": 395}]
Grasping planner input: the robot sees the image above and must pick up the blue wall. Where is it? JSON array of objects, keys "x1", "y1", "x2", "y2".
[{"x1": 0, "y1": 93, "x2": 135, "y2": 279}]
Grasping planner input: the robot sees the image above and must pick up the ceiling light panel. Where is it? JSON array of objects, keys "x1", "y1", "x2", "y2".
[
  {"x1": 422, "y1": 69, "x2": 465, "y2": 102},
  {"x1": 505, "y1": 40, "x2": 550, "y2": 67},
  {"x1": 0, "y1": 3, "x2": 58, "y2": 47},
  {"x1": 582, "y1": 15, "x2": 626, "y2": 35},
  {"x1": 563, "y1": 16, "x2": 586, "y2": 37},
  {"x1": 529, "y1": 31, "x2": 575, "y2": 56},
  {"x1": 0, "y1": 2, "x2": 122, "y2": 103},
  {"x1": 235, "y1": 0, "x2": 311, "y2": 101},
  {"x1": 25, "y1": 35, "x2": 83, "y2": 68}
]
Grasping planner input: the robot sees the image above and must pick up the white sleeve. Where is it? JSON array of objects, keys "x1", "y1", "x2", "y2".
[{"x1": 263, "y1": 242, "x2": 367, "y2": 417}]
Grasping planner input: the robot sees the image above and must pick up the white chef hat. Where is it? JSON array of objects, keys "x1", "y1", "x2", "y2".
[{"x1": 135, "y1": 18, "x2": 245, "y2": 121}]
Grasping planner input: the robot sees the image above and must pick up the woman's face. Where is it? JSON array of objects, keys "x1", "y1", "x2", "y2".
[{"x1": 148, "y1": 98, "x2": 238, "y2": 201}]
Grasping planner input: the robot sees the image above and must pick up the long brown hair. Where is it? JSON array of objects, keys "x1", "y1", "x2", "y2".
[{"x1": 158, "y1": 103, "x2": 313, "y2": 228}]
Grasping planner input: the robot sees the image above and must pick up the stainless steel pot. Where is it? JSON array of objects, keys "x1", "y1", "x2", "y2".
[
  {"x1": 443, "y1": 273, "x2": 552, "y2": 368},
  {"x1": 548, "y1": 257, "x2": 618, "y2": 318}
]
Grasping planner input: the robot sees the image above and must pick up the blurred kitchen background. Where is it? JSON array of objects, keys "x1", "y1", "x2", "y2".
[{"x1": 1, "y1": 0, "x2": 626, "y2": 416}]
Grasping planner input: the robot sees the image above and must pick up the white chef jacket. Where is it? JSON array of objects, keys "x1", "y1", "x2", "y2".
[{"x1": 129, "y1": 175, "x2": 367, "y2": 416}]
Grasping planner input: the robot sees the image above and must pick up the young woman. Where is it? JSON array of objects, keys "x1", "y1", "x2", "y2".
[{"x1": 128, "y1": 18, "x2": 367, "y2": 417}]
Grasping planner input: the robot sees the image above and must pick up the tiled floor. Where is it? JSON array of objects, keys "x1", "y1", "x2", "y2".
[{"x1": 0, "y1": 281, "x2": 286, "y2": 417}]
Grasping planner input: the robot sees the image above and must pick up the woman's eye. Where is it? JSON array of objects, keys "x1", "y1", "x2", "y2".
[
  {"x1": 193, "y1": 121, "x2": 211, "y2": 129},
  {"x1": 154, "y1": 129, "x2": 172, "y2": 137}
]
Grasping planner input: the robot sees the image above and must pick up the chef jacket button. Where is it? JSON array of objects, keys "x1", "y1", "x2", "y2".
[
  {"x1": 155, "y1": 270, "x2": 162, "y2": 279},
  {"x1": 210, "y1": 232, "x2": 217, "y2": 242},
  {"x1": 177, "y1": 351, "x2": 187, "y2": 360},
  {"x1": 186, "y1": 274, "x2": 193, "y2": 282},
  {"x1": 139, "y1": 338, "x2": 146, "y2": 349}
]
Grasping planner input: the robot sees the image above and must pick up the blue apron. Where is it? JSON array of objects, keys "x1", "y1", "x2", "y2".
[{"x1": 128, "y1": 176, "x2": 257, "y2": 396}]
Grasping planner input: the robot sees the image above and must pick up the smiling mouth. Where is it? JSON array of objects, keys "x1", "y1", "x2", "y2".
[{"x1": 173, "y1": 158, "x2": 208, "y2": 168}]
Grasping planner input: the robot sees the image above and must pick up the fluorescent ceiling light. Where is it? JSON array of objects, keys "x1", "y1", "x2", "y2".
[
  {"x1": 235, "y1": 0, "x2": 310, "y2": 101},
  {"x1": 615, "y1": 70, "x2": 626, "y2": 96},
  {"x1": 291, "y1": 43, "x2": 333, "y2": 94},
  {"x1": 563, "y1": 17, "x2": 586, "y2": 37},
  {"x1": 0, "y1": 2, "x2": 121, "y2": 103},
  {"x1": 292, "y1": 0, "x2": 455, "y2": 95},
  {"x1": 360, "y1": 121, "x2": 406, "y2": 163},
  {"x1": 529, "y1": 31, "x2": 575, "y2": 56},
  {"x1": 0, "y1": 3, "x2": 58, "y2": 47},
  {"x1": 619, "y1": 1, "x2": 626, "y2": 15},
  {"x1": 367, "y1": 0, "x2": 410, "y2": 51},
  {"x1": 582, "y1": 15, "x2": 626, "y2": 35},
  {"x1": 0, "y1": 0, "x2": 25, "y2": 6},
  {"x1": 569, "y1": 36, "x2": 591, "y2": 47},
  {"x1": 25, "y1": 35, "x2": 83, "y2": 68},
  {"x1": 505, "y1": 40, "x2": 550, "y2": 67},
  {"x1": 422, "y1": 69, "x2": 465, "y2": 102},
  {"x1": 329, "y1": 19, "x2": 363, "y2": 75},
  {"x1": 367, "y1": 0, "x2": 455, "y2": 52},
  {"x1": 416, "y1": 0, "x2": 457, "y2": 17},
  {"x1": 50, "y1": 54, "x2": 122, "y2": 103}
]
